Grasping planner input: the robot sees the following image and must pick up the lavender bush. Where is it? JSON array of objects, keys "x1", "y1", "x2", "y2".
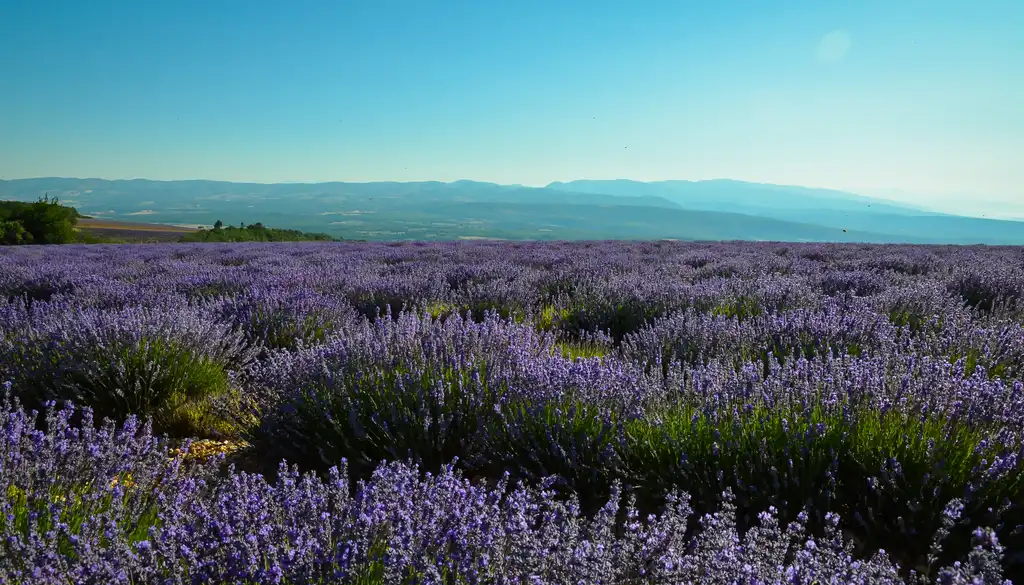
[{"x1": 0, "y1": 299, "x2": 257, "y2": 437}]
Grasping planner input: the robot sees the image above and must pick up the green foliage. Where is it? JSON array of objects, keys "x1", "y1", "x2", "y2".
[
  {"x1": 479, "y1": 399, "x2": 622, "y2": 508},
  {"x1": 534, "y1": 304, "x2": 570, "y2": 332},
  {"x1": 348, "y1": 292, "x2": 414, "y2": 321},
  {"x1": 249, "y1": 351, "x2": 1018, "y2": 570},
  {"x1": 0, "y1": 220, "x2": 30, "y2": 244},
  {"x1": 252, "y1": 362, "x2": 500, "y2": 479},
  {"x1": 2, "y1": 478, "x2": 163, "y2": 564},
  {"x1": 13, "y1": 338, "x2": 235, "y2": 438},
  {"x1": 348, "y1": 534, "x2": 390, "y2": 585},
  {"x1": 889, "y1": 306, "x2": 933, "y2": 334},
  {"x1": 462, "y1": 299, "x2": 524, "y2": 324},
  {"x1": 249, "y1": 310, "x2": 338, "y2": 351},
  {"x1": 423, "y1": 300, "x2": 458, "y2": 320},
  {"x1": 560, "y1": 298, "x2": 665, "y2": 343},
  {"x1": 84, "y1": 340, "x2": 235, "y2": 437},
  {"x1": 180, "y1": 278, "x2": 250, "y2": 301},
  {"x1": 750, "y1": 334, "x2": 864, "y2": 371},
  {"x1": 554, "y1": 340, "x2": 609, "y2": 360},
  {"x1": 621, "y1": 405, "x2": 845, "y2": 527},
  {"x1": 710, "y1": 295, "x2": 764, "y2": 321},
  {"x1": 0, "y1": 196, "x2": 80, "y2": 245},
  {"x1": 619, "y1": 402, "x2": 1009, "y2": 569},
  {"x1": 180, "y1": 222, "x2": 338, "y2": 243},
  {"x1": 947, "y1": 347, "x2": 1019, "y2": 380}
]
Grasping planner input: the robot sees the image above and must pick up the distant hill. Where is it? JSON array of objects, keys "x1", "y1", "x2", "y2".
[
  {"x1": 546, "y1": 179, "x2": 933, "y2": 215},
  {"x1": 1, "y1": 177, "x2": 1022, "y2": 244},
  {"x1": 546, "y1": 179, "x2": 1024, "y2": 244}
]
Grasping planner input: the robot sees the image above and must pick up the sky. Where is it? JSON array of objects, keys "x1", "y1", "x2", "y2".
[{"x1": 1, "y1": 0, "x2": 1022, "y2": 217}]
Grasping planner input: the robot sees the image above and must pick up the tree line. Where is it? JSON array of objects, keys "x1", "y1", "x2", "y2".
[{"x1": 178, "y1": 220, "x2": 338, "y2": 242}]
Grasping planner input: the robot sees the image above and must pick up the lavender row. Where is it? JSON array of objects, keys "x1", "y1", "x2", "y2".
[
  {"x1": 2, "y1": 242, "x2": 1022, "y2": 372},
  {"x1": 1, "y1": 241, "x2": 1022, "y2": 323},
  {"x1": 0, "y1": 399, "x2": 1011, "y2": 585}
]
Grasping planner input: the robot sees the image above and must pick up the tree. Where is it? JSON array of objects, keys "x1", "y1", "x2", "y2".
[
  {"x1": 18, "y1": 196, "x2": 77, "y2": 244},
  {"x1": 213, "y1": 220, "x2": 224, "y2": 230},
  {"x1": 0, "y1": 220, "x2": 30, "y2": 245}
]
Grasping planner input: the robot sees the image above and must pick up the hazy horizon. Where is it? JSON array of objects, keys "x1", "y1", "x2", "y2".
[
  {"x1": 3, "y1": 174, "x2": 1021, "y2": 221},
  {"x1": 2, "y1": 0, "x2": 1022, "y2": 220}
]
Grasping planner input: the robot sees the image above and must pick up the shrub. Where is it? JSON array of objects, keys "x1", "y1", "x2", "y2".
[
  {"x1": 246, "y1": 312, "x2": 556, "y2": 478},
  {"x1": 212, "y1": 288, "x2": 359, "y2": 351},
  {"x1": 253, "y1": 361, "x2": 499, "y2": 479},
  {"x1": 478, "y1": 399, "x2": 623, "y2": 509},
  {"x1": 559, "y1": 297, "x2": 666, "y2": 343},
  {"x1": 0, "y1": 302, "x2": 256, "y2": 438},
  {"x1": 4, "y1": 239, "x2": 1024, "y2": 582},
  {"x1": 949, "y1": 266, "x2": 1024, "y2": 315}
]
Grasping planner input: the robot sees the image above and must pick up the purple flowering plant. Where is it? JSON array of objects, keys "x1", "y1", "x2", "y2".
[{"x1": 1, "y1": 240, "x2": 1023, "y2": 583}]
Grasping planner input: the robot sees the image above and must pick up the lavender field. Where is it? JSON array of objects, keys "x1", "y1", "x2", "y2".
[{"x1": 2, "y1": 240, "x2": 1023, "y2": 584}]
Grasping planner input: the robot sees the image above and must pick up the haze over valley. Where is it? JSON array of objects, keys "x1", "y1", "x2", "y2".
[{"x1": 2, "y1": 177, "x2": 1021, "y2": 245}]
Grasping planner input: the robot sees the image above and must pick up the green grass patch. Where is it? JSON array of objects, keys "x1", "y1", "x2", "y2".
[
  {"x1": 710, "y1": 295, "x2": 764, "y2": 321},
  {"x1": 423, "y1": 300, "x2": 459, "y2": 320},
  {"x1": 534, "y1": 304, "x2": 570, "y2": 332},
  {"x1": 553, "y1": 340, "x2": 610, "y2": 360}
]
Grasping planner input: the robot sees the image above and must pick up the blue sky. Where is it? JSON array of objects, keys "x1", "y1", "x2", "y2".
[{"x1": 1, "y1": 0, "x2": 1021, "y2": 216}]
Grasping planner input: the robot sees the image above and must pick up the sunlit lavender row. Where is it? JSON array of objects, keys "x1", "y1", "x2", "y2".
[{"x1": 2, "y1": 240, "x2": 1024, "y2": 584}]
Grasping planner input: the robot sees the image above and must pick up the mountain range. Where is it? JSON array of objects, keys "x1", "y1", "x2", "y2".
[{"x1": 0, "y1": 177, "x2": 1021, "y2": 245}]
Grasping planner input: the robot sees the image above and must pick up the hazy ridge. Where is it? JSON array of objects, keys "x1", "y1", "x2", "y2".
[{"x1": 1, "y1": 177, "x2": 1021, "y2": 244}]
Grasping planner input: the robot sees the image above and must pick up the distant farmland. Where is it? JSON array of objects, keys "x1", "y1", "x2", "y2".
[{"x1": 76, "y1": 218, "x2": 200, "y2": 242}]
